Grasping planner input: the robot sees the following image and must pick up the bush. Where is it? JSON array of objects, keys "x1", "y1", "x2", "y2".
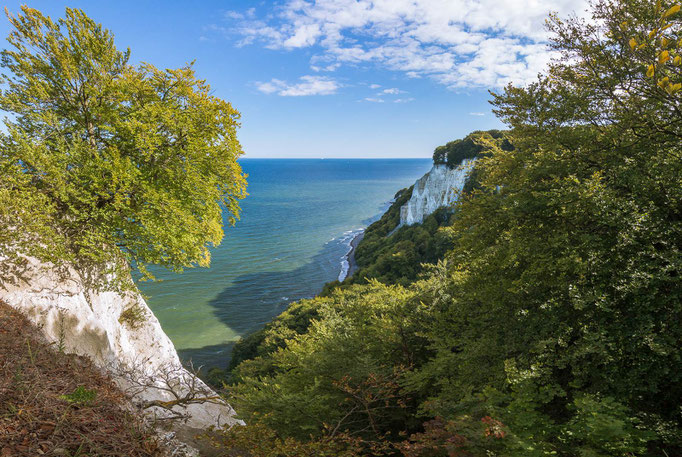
[{"x1": 118, "y1": 304, "x2": 147, "y2": 329}]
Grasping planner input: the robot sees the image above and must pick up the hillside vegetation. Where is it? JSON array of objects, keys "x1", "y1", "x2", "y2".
[
  {"x1": 227, "y1": 129, "x2": 508, "y2": 371},
  {"x1": 221, "y1": 1, "x2": 682, "y2": 456},
  {"x1": 432, "y1": 129, "x2": 514, "y2": 168},
  {"x1": 0, "y1": 301, "x2": 163, "y2": 456},
  {"x1": 347, "y1": 129, "x2": 511, "y2": 287}
]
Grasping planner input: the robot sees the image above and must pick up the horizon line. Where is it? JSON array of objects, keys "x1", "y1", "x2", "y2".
[{"x1": 239, "y1": 157, "x2": 433, "y2": 160}]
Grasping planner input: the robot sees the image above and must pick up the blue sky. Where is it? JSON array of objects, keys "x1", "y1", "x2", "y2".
[{"x1": 0, "y1": 1, "x2": 588, "y2": 158}]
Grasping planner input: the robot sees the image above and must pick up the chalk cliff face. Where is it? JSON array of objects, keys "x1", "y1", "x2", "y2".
[
  {"x1": 400, "y1": 159, "x2": 475, "y2": 226},
  {"x1": 0, "y1": 256, "x2": 240, "y2": 430}
]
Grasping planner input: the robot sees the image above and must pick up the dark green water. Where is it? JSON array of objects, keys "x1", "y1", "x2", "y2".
[{"x1": 137, "y1": 158, "x2": 432, "y2": 369}]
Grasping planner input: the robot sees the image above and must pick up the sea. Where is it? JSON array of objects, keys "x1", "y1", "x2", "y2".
[{"x1": 137, "y1": 158, "x2": 432, "y2": 369}]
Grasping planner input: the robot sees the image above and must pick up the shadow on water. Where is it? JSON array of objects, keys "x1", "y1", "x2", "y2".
[
  {"x1": 177, "y1": 198, "x2": 396, "y2": 372},
  {"x1": 177, "y1": 236, "x2": 348, "y2": 370}
]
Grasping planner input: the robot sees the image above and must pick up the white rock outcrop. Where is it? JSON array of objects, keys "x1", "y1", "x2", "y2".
[
  {"x1": 0, "y1": 256, "x2": 241, "y2": 430},
  {"x1": 400, "y1": 159, "x2": 475, "y2": 226}
]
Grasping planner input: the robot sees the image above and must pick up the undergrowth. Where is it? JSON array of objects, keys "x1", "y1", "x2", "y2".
[{"x1": 0, "y1": 300, "x2": 163, "y2": 456}]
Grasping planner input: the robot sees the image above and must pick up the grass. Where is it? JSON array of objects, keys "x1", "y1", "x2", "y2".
[
  {"x1": 118, "y1": 304, "x2": 147, "y2": 330},
  {"x1": 0, "y1": 300, "x2": 164, "y2": 456}
]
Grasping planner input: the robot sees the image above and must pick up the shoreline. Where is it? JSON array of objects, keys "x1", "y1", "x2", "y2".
[
  {"x1": 338, "y1": 197, "x2": 394, "y2": 283},
  {"x1": 341, "y1": 231, "x2": 365, "y2": 282}
]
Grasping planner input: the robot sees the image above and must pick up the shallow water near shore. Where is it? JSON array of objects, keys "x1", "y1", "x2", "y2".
[{"x1": 136, "y1": 158, "x2": 431, "y2": 369}]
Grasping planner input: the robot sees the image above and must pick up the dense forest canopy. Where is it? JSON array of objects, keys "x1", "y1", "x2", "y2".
[
  {"x1": 432, "y1": 129, "x2": 513, "y2": 168},
  {"x1": 0, "y1": 7, "x2": 246, "y2": 287},
  {"x1": 220, "y1": 1, "x2": 682, "y2": 456}
]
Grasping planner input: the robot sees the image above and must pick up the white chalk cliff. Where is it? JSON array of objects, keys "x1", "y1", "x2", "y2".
[
  {"x1": 400, "y1": 158, "x2": 475, "y2": 226},
  {"x1": 0, "y1": 256, "x2": 241, "y2": 430}
]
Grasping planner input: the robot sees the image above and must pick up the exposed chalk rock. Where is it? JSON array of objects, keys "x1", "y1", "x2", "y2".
[
  {"x1": 399, "y1": 159, "x2": 475, "y2": 226},
  {"x1": 0, "y1": 256, "x2": 241, "y2": 430}
]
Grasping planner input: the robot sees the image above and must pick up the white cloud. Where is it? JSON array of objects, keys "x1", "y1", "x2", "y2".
[
  {"x1": 224, "y1": 8, "x2": 255, "y2": 21},
  {"x1": 382, "y1": 88, "x2": 405, "y2": 94},
  {"x1": 394, "y1": 98, "x2": 415, "y2": 103},
  {"x1": 283, "y1": 23, "x2": 321, "y2": 47},
  {"x1": 311, "y1": 62, "x2": 341, "y2": 72},
  {"x1": 363, "y1": 97, "x2": 385, "y2": 103},
  {"x1": 256, "y1": 75, "x2": 340, "y2": 96},
  {"x1": 369, "y1": 83, "x2": 381, "y2": 89},
  {"x1": 469, "y1": 112, "x2": 485, "y2": 116},
  {"x1": 225, "y1": 11, "x2": 244, "y2": 20},
  {"x1": 229, "y1": 0, "x2": 589, "y2": 89}
]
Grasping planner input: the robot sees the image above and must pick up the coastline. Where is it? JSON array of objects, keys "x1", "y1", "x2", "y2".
[
  {"x1": 341, "y1": 231, "x2": 365, "y2": 281},
  {"x1": 338, "y1": 197, "x2": 395, "y2": 282}
]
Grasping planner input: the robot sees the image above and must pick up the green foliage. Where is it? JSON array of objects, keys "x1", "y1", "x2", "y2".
[
  {"x1": 565, "y1": 395, "x2": 655, "y2": 456},
  {"x1": 432, "y1": 130, "x2": 512, "y2": 168},
  {"x1": 413, "y1": 0, "x2": 682, "y2": 454},
  {"x1": 229, "y1": 297, "x2": 325, "y2": 372},
  {"x1": 118, "y1": 304, "x2": 147, "y2": 329},
  {"x1": 60, "y1": 385, "x2": 97, "y2": 406},
  {"x1": 227, "y1": 1, "x2": 682, "y2": 456},
  {"x1": 0, "y1": 7, "x2": 246, "y2": 288},
  {"x1": 210, "y1": 422, "x2": 374, "y2": 457},
  {"x1": 229, "y1": 282, "x2": 429, "y2": 441},
  {"x1": 348, "y1": 206, "x2": 454, "y2": 287}
]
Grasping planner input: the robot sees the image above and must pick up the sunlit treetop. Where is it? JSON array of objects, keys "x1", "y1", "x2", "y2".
[{"x1": 0, "y1": 7, "x2": 247, "y2": 287}]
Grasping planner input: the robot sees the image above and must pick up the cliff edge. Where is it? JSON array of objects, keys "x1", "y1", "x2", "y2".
[
  {"x1": 399, "y1": 159, "x2": 474, "y2": 226},
  {"x1": 0, "y1": 256, "x2": 240, "y2": 431}
]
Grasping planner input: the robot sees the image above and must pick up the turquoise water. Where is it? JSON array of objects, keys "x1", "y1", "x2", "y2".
[{"x1": 137, "y1": 159, "x2": 432, "y2": 369}]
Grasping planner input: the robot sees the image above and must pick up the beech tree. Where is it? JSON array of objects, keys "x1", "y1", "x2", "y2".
[
  {"x1": 0, "y1": 7, "x2": 246, "y2": 286},
  {"x1": 418, "y1": 0, "x2": 682, "y2": 454}
]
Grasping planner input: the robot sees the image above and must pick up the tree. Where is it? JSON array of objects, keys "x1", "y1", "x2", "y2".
[
  {"x1": 412, "y1": 0, "x2": 682, "y2": 454},
  {"x1": 229, "y1": 282, "x2": 427, "y2": 442},
  {"x1": 0, "y1": 7, "x2": 246, "y2": 287},
  {"x1": 431, "y1": 130, "x2": 511, "y2": 168}
]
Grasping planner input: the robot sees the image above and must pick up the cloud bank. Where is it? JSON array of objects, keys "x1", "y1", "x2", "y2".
[{"x1": 229, "y1": 0, "x2": 589, "y2": 89}]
